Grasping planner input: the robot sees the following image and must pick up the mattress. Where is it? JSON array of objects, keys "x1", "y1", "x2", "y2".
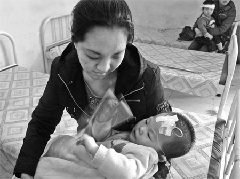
[
  {"x1": 134, "y1": 42, "x2": 225, "y2": 97},
  {"x1": 134, "y1": 26, "x2": 192, "y2": 49}
]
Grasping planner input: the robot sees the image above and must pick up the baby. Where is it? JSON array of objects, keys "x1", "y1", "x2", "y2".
[
  {"x1": 194, "y1": 0, "x2": 225, "y2": 53},
  {"x1": 35, "y1": 112, "x2": 196, "y2": 179}
]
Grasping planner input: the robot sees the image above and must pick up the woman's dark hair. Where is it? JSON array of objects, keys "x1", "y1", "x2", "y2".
[{"x1": 71, "y1": 0, "x2": 134, "y2": 43}]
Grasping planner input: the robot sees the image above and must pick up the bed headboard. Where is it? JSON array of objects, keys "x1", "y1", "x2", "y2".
[{"x1": 40, "y1": 13, "x2": 71, "y2": 73}]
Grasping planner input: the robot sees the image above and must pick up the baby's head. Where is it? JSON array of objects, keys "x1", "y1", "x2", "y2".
[
  {"x1": 129, "y1": 112, "x2": 195, "y2": 161},
  {"x1": 202, "y1": 0, "x2": 215, "y2": 17}
]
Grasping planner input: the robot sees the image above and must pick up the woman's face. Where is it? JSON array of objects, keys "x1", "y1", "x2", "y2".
[
  {"x1": 219, "y1": 0, "x2": 230, "y2": 6},
  {"x1": 74, "y1": 26, "x2": 128, "y2": 80}
]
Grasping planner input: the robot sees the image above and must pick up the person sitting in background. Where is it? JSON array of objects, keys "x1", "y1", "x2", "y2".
[
  {"x1": 188, "y1": 0, "x2": 236, "y2": 52},
  {"x1": 35, "y1": 112, "x2": 196, "y2": 179},
  {"x1": 193, "y1": 0, "x2": 225, "y2": 53}
]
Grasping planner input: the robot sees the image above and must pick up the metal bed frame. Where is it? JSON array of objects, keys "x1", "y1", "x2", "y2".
[
  {"x1": 0, "y1": 32, "x2": 18, "y2": 72},
  {"x1": 40, "y1": 13, "x2": 71, "y2": 73}
]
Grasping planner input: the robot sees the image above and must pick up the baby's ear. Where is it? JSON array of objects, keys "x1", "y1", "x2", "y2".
[{"x1": 158, "y1": 154, "x2": 167, "y2": 162}]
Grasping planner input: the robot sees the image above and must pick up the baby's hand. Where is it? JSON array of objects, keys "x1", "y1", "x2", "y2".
[{"x1": 76, "y1": 134, "x2": 99, "y2": 157}]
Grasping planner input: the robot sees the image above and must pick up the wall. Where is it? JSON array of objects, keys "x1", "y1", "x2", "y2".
[
  {"x1": 127, "y1": 0, "x2": 203, "y2": 29},
  {"x1": 0, "y1": 0, "x2": 240, "y2": 73},
  {"x1": 127, "y1": 0, "x2": 240, "y2": 29},
  {"x1": 0, "y1": 0, "x2": 79, "y2": 72}
]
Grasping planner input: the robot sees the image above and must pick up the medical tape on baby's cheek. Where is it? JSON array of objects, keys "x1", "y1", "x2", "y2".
[{"x1": 156, "y1": 115, "x2": 179, "y2": 136}]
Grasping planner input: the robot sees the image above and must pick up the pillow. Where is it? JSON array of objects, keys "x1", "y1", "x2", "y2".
[{"x1": 46, "y1": 43, "x2": 70, "y2": 61}]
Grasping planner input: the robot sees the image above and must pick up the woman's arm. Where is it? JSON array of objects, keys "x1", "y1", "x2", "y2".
[
  {"x1": 13, "y1": 58, "x2": 64, "y2": 178},
  {"x1": 142, "y1": 63, "x2": 172, "y2": 118}
]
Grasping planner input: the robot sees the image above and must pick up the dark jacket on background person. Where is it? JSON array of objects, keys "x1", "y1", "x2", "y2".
[
  {"x1": 208, "y1": 0, "x2": 236, "y2": 38},
  {"x1": 13, "y1": 42, "x2": 171, "y2": 177}
]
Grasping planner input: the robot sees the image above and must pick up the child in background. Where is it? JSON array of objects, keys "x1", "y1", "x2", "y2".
[
  {"x1": 35, "y1": 112, "x2": 196, "y2": 179},
  {"x1": 193, "y1": 0, "x2": 225, "y2": 53}
]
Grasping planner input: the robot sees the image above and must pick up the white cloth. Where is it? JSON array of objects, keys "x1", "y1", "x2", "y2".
[{"x1": 35, "y1": 139, "x2": 158, "y2": 179}]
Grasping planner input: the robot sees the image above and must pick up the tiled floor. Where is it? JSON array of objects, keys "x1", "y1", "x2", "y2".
[{"x1": 164, "y1": 64, "x2": 240, "y2": 119}]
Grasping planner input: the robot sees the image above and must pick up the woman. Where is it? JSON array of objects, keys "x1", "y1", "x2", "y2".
[
  {"x1": 13, "y1": 0, "x2": 172, "y2": 178},
  {"x1": 188, "y1": 0, "x2": 236, "y2": 51}
]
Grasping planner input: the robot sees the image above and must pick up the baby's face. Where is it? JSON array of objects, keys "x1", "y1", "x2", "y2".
[{"x1": 129, "y1": 113, "x2": 176, "y2": 152}]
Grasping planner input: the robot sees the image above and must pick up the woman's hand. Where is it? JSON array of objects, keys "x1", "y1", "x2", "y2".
[
  {"x1": 21, "y1": 173, "x2": 33, "y2": 179},
  {"x1": 76, "y1": 134, "x2": 99, "y2": 157}
]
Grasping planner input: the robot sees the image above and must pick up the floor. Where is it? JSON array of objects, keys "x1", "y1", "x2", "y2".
[{"x1": 164, "y1": 64, "x2": 240, "y2": 119}]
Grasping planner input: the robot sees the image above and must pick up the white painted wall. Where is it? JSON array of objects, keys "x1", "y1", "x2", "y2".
[
  {"x1": 127, "y1": 0, "x2": 202, "y2": 29},
  {"x1": 1, "y1": 0, "x2": 239, "y2": 73},
  {"x1": 0, "y1": 0, "x2": 79, "y2": 72}
]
